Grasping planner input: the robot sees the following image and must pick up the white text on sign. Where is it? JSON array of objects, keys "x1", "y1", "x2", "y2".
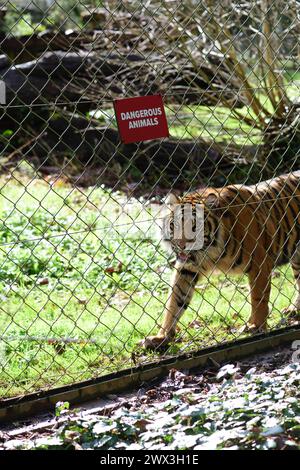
[{"x1": 121, "y1": 107, "x2": 162, "y2": 129}]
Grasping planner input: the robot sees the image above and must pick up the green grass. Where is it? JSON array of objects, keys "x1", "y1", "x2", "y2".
[
  {"x1": 165, "y1": 104, "x2": 262, "y2": 144},
  {"x1": 0, "y1": 170, "x2": 297, "y2": 398}
]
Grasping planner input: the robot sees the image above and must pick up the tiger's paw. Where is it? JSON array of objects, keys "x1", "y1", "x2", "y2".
[
  {"x1": 139, "y1": 335, "x2": 170, "y2": 351},
  {"x1": 282, "y1": 305, "x2": 300, "y2": 319},
  {"x1": 238, "y1": 323, "x2": 267, "y2": 335},
  {"x1": 280, "y1": 306, "x2": 300, "y2": 326}
]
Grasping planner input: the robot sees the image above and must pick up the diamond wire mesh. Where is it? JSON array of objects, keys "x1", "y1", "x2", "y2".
[{"x1": 0, "y1": 0, "x2": 299, "y2": 398}]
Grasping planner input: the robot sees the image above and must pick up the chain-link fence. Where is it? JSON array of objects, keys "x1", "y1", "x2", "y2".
[{"x1": 0, "y1": 0, "x2": 300, "y2": 399}]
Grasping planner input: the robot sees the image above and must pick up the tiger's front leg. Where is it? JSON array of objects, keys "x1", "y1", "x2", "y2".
[{"x1": 141, "y1": 266, "x2": 199, "y2": 350}]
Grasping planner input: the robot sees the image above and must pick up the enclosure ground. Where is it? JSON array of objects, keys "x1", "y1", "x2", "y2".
[{"x1": 1, "y1": 344, "x2": 299, "y2": 450}]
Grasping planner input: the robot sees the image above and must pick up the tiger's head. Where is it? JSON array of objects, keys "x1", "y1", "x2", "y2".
[{"x1": 162, "y1": 192, "x2": 224, "y2": 265}]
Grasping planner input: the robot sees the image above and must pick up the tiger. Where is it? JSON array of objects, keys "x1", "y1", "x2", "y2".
[{"x1": 141, "y1": 171, "x2": 300, "y2": 349}]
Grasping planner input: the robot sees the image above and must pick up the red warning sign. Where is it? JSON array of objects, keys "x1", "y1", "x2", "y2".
[{"x1": 113, "y1": 95, "x2": 169, "y2": 144}]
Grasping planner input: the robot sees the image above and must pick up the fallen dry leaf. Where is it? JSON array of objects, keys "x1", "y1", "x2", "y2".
[{"x1": 105, "y1": 262, "x2": 123, "y2": 274}]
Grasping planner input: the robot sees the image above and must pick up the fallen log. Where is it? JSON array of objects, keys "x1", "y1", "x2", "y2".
[
  {"x1": 0, "y1": 47, "x2": 244, "y2": 119},
  {"x1": 1, "y1": 114, "x2": 234, "y2": 190}
]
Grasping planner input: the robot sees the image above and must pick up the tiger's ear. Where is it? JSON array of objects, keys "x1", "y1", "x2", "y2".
[
  {"x1": 165, "y1": 193, "x2": 180, "y2": 210},
  {"x1": 205, "y1": 193, "x2": 220, "y2": 210}
]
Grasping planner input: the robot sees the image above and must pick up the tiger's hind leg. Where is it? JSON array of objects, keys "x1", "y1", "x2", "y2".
[
  {"x1": 283, "y1": 255, "x2": 300, "y2": 321},
  {"x1": 240, "y1": 260, "x2": 272, "y2": 334}
]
